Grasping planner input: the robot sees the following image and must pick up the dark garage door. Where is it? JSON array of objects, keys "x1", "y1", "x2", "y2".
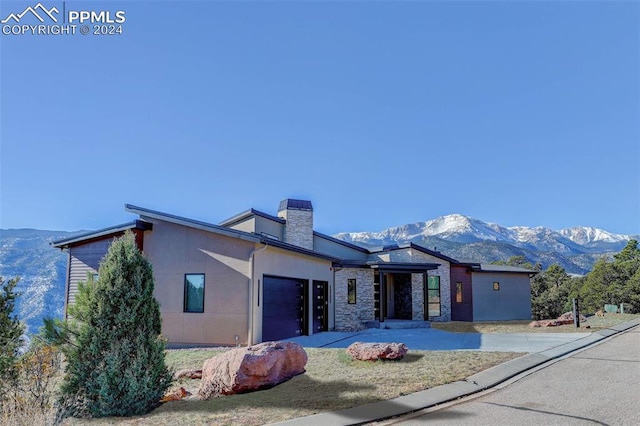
[{"x1": 263, "y1": 276, "x2": 307, "y2": 342}]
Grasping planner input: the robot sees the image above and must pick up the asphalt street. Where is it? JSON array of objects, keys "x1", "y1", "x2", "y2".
[{"x1": 386, "y1": 326, "x2": 640, "y2": 426}]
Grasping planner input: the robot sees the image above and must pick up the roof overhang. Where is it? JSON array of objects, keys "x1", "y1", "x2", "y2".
[
  {"x1": 51, "y1": 220, "x2": 152, "y2": 249},
  {"x1": 125, "y1": 204, "x2": 261, "y2": 244},
  {"x1": 335, "y1": 260, "x2": 440, "y2": 272}
]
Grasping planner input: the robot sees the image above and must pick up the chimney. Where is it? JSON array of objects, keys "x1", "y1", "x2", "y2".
[{"x1": 277, "y1": 199, "x2": 314, "y2": 250}]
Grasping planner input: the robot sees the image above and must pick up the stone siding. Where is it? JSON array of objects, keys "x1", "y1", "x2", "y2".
[
  {"x1": 334, "y1": 268, "x2": 374, "y2": 330},
  {"x1": 411, "y1": 273, "x2": 425, "y2": 320},
  {"x1": 411, "y1": 250, "x2": 451, "y2": 321},
  {"x1": 277, "y1": 209, "x2": 313, "y2": 250}
]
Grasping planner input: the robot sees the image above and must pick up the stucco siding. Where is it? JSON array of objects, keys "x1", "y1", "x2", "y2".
[
  {"x1": 254, "y1": 216, "x2": 284, "y2": 240},
  {"x1": 313, "y1": 235, "x2": 369, "y2": 260},
  {"x1": 471, "y1": 272, "x2": 532, "y2": 321},
  {"x1": 226, "y1": 217, "x2": 256, "y2": 234},
  {"x1": 143, "y1": 219, "x2": 254, "y2": 346}
]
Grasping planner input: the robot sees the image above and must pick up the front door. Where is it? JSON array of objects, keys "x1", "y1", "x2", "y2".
[{"x1": 312, "y1": 280, "x2": 328, "y2": 333}]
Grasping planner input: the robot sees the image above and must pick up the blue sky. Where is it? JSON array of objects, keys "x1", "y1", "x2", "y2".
[{"x1": 1, "y1": 0, "x2": 639, "y2": 236}]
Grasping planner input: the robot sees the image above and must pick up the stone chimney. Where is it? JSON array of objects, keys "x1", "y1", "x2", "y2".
[{"x1": 277, "y1": 199, "x2": 314, "y2": 250}]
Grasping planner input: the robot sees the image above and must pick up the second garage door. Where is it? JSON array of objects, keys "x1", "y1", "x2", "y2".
[{"x1": 262, "y1": 276, "x2": 307, "y2": 342}]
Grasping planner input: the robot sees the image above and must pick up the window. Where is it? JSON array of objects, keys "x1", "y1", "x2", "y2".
[
  {"x1": 347, "y1": 278, "x2": 356, "y2": 304},
  {"x1": 493, "y1": 282, "x2": 500, "y2": 291},
  {"x1": 427, "y1": 276, "x2": 441, "y2": 317},
  {"x1": 456, "y1": 282, "x2": 463, "y2": 303},
  {"x1": 184, "y1": 274, "x2": 205, "y2": 313}
]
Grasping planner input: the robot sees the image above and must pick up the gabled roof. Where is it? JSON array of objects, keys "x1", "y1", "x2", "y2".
[
  {"x1": 407, "y1": 243, "x2": 461, "y2": 264},
  {"x1": 219, "y1": 208, "x2": 285, "y2": 227},
  {"x1": 368, "y1": 242, "x2": 460, "y2": 264},
  {"x1": 313, "y1": 231, "x2": 371, "y2": 253},
  {"x1": 51, "y1": 220, "x2": 152, "y2": 248},
  {"x1": 125, "y1": 204, "x2": 338, "y2": 262}
]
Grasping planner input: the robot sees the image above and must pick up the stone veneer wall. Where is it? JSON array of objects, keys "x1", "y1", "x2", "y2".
[
  {"x1": 411, "y1": 250, "x2": 451, "y2": 322},
  {"x1": 334, "y1": 268, "x2": 374, "y2": 330},
  {"x1": 277, "y1": 208, "x2": 313, "y2": 250},
  {"x1": 367, "y1": 248, "x2": 451, "y2": 321},
  {"x1": 411, "y1": 273, "x2": 425, "y2": 320}
]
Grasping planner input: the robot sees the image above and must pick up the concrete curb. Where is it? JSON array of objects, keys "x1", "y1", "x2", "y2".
[{"x1": 271, "y1": 319, "x2": 640, "y2": 426}]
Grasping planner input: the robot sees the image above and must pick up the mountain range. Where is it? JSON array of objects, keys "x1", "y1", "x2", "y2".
[
  {"x1": 333, "y1": 214, "x2": 636, "y2": 275},
  {"x1": 1, "y1": 215, "x2": 636, "y2": 335}
]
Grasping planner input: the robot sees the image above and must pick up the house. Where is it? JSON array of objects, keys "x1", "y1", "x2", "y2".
[{"x1": 52, "y1": 199, "x2": 535, "y2": 346}]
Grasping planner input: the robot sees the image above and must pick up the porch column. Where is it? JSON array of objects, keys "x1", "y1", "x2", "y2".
[{"x1": 423, "y1": 271, "x2": 428, "y2": 321}]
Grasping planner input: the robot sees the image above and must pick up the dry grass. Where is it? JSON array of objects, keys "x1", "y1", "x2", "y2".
[
  {"x1": 63, "y1": 348, "x2": 522, "y2": 425},
  {"x1": 431, "y1": 313, "x2": 640, "y2": 334},
  {"x1": 58, "y1": 314, "x2": 640, "y2": 424}
]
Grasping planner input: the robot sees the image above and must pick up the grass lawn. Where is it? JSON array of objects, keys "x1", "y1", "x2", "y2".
[
  {"x1": 64, "y1": 348, "x2": 522, "y2": 425},
  {"x1": 431, "y1": 313, "x2": 640, "y2": 334}
]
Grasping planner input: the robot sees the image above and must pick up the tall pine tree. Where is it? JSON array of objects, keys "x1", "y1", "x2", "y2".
[
  {"x1": 0, "y1": 276, "x2": 24, "y2": 383},
  {"x1": 48, "y1": 231, "x2": 171, "y2": 417}
]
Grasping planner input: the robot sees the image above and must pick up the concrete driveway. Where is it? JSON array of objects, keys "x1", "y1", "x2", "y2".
[{"x1": 286, "y1": 328, "x2": 593, "y2": 353}]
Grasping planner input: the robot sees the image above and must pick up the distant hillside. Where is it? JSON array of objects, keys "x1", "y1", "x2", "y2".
[{"x1": 0, "y1": 229, "x2": 79, "y2": 334}]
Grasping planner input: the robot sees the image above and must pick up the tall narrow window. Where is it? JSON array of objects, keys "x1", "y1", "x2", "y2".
[
  {"x1": 347, "y1": 278, "x2": 357, "y2": 304},
  {"x1": 184, "y1": 274, "x2": 205, "y2": 313},
  {"x1": 427, "y1": 276, "x2": 441, "y2": 317},
  {"x1": 456, "y1": 282, "x2": 463, "y2": 303}
]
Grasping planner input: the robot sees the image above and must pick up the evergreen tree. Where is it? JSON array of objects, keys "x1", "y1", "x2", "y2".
[
  {"x1": 0, "y1": 276, "x2": 24, "y2": 383},
  {"x1": 577, "y1": 240, "x2": 640, "y2": 313},
  {"x1": 46, "y1": 231, "x2": 172, "y2": 417},
  {"x1": 530, "y1": 264, "x2": 571, "y2": 319}
]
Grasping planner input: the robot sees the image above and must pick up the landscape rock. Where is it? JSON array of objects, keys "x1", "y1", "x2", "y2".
[
  {"x1": 530, "y1": 312, "x2": 588, "y2": 328},
  {"x1": 558, "y1": 312, "x2": 588, "y2": 323},
  {"x1": 346, "y1": 342, "x2": 408, "y2": 361},
  {"x1": 197, "y1": 341, "x2": 307, "y2": 399},
  {"x1": 160, "y1": 387, "x2": 191, "y2": 403},
  {"x1": 174, "y1": 368, "x2": 203, "y2": 380}
]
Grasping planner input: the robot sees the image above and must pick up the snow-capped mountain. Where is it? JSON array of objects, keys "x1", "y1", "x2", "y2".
[{"x1": 335, "y1": 214, "x2": 637, "y2": 274}]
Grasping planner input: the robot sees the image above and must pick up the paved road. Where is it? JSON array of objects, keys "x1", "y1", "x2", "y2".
[{"x1": 386, "y1": 326, "x2": 640, "y2": 425}]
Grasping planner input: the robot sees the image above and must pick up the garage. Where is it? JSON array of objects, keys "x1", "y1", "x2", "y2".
[{"x1": 262, "y1": 276, "x2": 307, "y2": 342}]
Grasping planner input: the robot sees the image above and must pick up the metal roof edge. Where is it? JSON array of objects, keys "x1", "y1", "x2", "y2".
[
  {"x1": 125, "y1": 204, "x2": 261, "y2": 243},
  {"x1": 475, "y1": 264, "x2": 539, "y2": 274},
  {"x1": 219, "y1": 208, "x2": 285, "y2": 227},
  {"x1": 313, "y1": 231, "x2": 371, "y2": 253},
  {"x1": 408, "y1": 243, "x2": 461, "y2": 264},
  {"x1": 51, "y1": 220, "x2": 151, "y2": 248},
  {"x1": 367, "y1": 261, "x2": 441, "y2": 271}
]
